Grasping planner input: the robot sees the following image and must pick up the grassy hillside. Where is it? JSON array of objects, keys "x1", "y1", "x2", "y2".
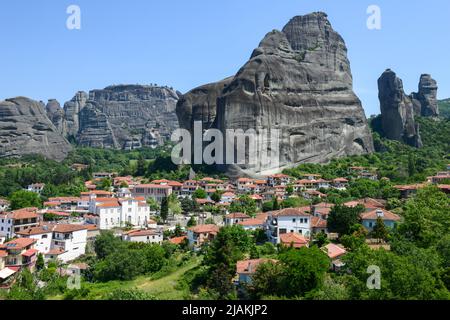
[{"x1": 439, "y1": 99, "x2": 450, "y2": 119}]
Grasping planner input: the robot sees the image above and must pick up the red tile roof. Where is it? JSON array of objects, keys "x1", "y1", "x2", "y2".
[
  {"x1": 53, "y1": 224, "x2": 88, "y2": 233},
  {"x1": 169, "y1": 236, "x2": 187, "y2": 245},
  {"x1": 236, "y1": 258, "x2": 277, "y2": 275},
  {"x1": 21, "y1": 249, "x2": 38, "y2": 257},
  {"x1": 280, "y1": 233, "x2": 309, "y2": 248},
  {"x1": 1, "y1": 238, "x2": 36, "y2": 250},
  {"x1": 237, "y1": 218, "x2": 264, "y2": 227},
  {"x1": 225, "y1": 212, "x2": 250, "y2": 220},
  {"x1": 360, "y1": 208, "x2": 401, "y2": 221},
  {"x1": 270, "y1": 207, "x2": 311, "y2": 217},
  {"x1": 323, "y1": 243, "x2": 347, "y2": 259},
  {"x1": 188, "y1": 224, "x2": 220, "y2": 234}
]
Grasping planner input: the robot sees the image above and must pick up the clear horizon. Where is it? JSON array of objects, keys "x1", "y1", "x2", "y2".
[{"x1": 1, "y1": 0, "x2": 449, "y2": 117}]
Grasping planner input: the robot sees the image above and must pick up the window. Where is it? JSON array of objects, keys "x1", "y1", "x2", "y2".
[
  {"x1": 292, "y1": 219, "x2": 296, "y2": 223},
  {"x1": 42, "y1": 235, "x2": 48, "y2": 239},
  {"x1": 279, "y1": 228, "x2": 287, "y2": 234}
]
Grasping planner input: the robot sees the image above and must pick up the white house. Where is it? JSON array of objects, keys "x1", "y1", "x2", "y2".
[
  {"x1": 237, "y1": 218, "x2": 265, "y2": 231},
  {"x1": 265, "y1": 207, "x2": 312, "y2": 245},
  {"x1": 224, "y1": 212, "x2": 250, "y2": 226},
  {"x1": 16, "y1": 224, "x2": 88, "y2": 263},
  {"x1": 0, "y1": 208, "x2": 39, "y2": 238},
  {"x1": 122, "y1": 229, "x2": 163, "y2": 244},
  {"x1": 91, "y1": 197, "x2": 151, "y2": 230},
  {"x1": 27, "y1": 183, "x2": 45, "y2": 194}
]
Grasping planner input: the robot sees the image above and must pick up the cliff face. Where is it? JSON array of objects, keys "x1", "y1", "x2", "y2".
[
  {"x1": 378, "y1": 69, "x2": 423, "y2": 148},
  {"x1": 0, "y1": 97, "x2": 72, "y2": 161},
  {"x1": 65, "y1": 85, "x2": 180, "y2": 149},
  {"x1": 411, "y1": 74, "x2": 439, "y2": 117},
  {"x1": 176, "y1": 12, "x2": 374, "y2": 177},
  {"x1": 46, "y1": 99, "x2": 66, "y2": 135}
]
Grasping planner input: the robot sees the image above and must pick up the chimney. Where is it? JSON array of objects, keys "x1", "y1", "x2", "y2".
[{"x1": 376, "y1": 209, "x2": 384, "y2": 218}]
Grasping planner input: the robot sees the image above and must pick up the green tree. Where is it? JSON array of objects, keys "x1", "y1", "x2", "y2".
[
  {"x1": 371, "y1": 217, "x2": 389, "y2": 242},
  {"x1": 187, "y1": 216, "x2": 197, "y2": 228},
  {"x1": 327, "y1": 204, "x2": 364, "y2": 236},
  {"x1": 94, "y1": 231, "x2": 124, "y2": 260},
  {"x1": 193, "y1": 188, "x2": 207, "y2": 199},
  {"x1": 36, "y1": 253, "x2": 45, "y2": 271},
  {"x1": 160, "y1": 196, "x2": 169, "y2": 222},
  {"x1": 9, "y1": 190, "x2": 42, "y2": 210}
]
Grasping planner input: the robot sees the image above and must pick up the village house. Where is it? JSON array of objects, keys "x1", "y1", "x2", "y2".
[
  {"x1": 332, "y1": 178, "x2": 349, "y2": 190},
  {"x1": 122, "y1": 229, "x2": 163, "y2": 244},
  {"x1": 0, "y1": 238, "x2": 37, "y2": 271},
  {"x1": 93, "y1": 172, "x2": 117, "y2": 180},
  {"x1": 236, "y1": 258, "x2": 277, "y2": 285},
  {"x1": 427, "y1": 172, "x2": 450, "y2": 184},
  {"x1": 267, "y1": 174, "x2": 292, "y2": 187},
  {"x1": 0, "y1": 208, "x2": 39, "y2": 238},
  {"x1": 360, "y1": 208, "x2": 401, "y2": 231},
  {"x1": 91, "y1": 196, "x2": 151, "y2": 230},
  {"x1": 220, "y1": 192, "x2": 236, "y2": 204},
  {"x1": 0, "y1": 199, "x2": 10, "y2": 212},
  {"x1": 311, "y1": 216, "x2": 328, "y2": 234},
  {"x1": 394, "y1": 184, "x2": 428, "y2": 199},
  {"x1": 26, "y1": 183, "x2": 45, "y2": 194},
  {"x1": 187, "y1": 224, "x2": 220, "y2": 248},
  {"x1": 266, "y1": 207, "x2": 312, "y2": 245},
  {"x1": 279, "y1": 232, "x2": 309, "y2": 248},
  {"x1": 15, "y1": 224, "x2": 88, "y2": 263},
  {"x1": 322, "y1": 243, "x2": 347, "y2": 271},
  {"x1": 236, "y1": 218, "x2": 265, "y2": 231},
  {"x1": 224, "y1": 212, "x2": 251, "y2": 226},
  {"x1": 132, "y1": 183, "x2": 172, "y2": 202},
  {"x1": 311, "y1": 202, "x2": 335, "y2": 220}
]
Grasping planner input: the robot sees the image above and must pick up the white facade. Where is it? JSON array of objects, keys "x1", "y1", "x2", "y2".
[
  {"x1": 52, "y1": 229, "x2": 88, "y2": 263},
  {"x1": 123, "y1": 230, "x2": 163, "y2": 244},
  {"x1": 266, "y1": 212, "x2": 311, "y2": 245},
  {"x1": 95, "y1": 199, "x2": 151, "y2": 230}
]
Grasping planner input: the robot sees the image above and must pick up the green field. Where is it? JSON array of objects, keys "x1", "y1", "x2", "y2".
[{"x1": 48, "y1": 256, "x2": 201, "y2": 300}]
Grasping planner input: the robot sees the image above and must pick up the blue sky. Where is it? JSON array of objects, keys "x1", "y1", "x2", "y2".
[{"x1": 0, "y1": 0, "x2": 449, "y2": 116}]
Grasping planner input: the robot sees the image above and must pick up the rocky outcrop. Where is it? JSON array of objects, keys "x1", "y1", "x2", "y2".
[
  {"x1": 46, "y1": 99, "x2": 66, "y2": 135},
  {"x1": 66, "y1": 85, "x2": 180, "y2": 149},
  {"x1": 0, "y1": 97, "x2": 72, "y2": 161},
  {"x1": 176, "y1": 12, "x2": 374, "y2": 177},
  {"x1": 410, "y1": 74, "x2": 439, "y2": 117},
  {"x1": 378, "y1": 69, "x2": 423, "y2": 148},
  {"x1": 63, "y1": 91, "x2": 88, "y2": 139}
]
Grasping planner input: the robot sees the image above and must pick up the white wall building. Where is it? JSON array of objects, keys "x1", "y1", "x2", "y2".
[
  {"x1": 122, "y1": 229, "x2": 163, "y2": 244},
  {"x1": 265, "y1": 208, "x2": 312, "y2": 245}
]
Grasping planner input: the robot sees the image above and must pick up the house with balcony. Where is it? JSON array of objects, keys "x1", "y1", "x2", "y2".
[
  {"x1": 0, "y1": 208, "x2": 39, "y2": 238},
  {"x1": 267, "y1": 174, "x2": 292, "y2": 187},
  {"x1": 265, "y1": 207, "x2": 312, "y2": 245},
  {"x1": 0, "y1": 238, "x2": 37, "y2": 271},
  {"x1": 51, "y1": 224, "x2": 88, "y2": 263}
]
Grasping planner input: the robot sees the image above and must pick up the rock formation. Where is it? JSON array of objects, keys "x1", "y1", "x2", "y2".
[
  {"x1": 176, "y1": 12, "x2": 374, "y2": 177},
  {"x1": 66, "y1": 85, "x2": 180, "y2": 149},
  {"x1": 0, "y1": 97, "x2": 72, "y2": 161},
  {"x1": 63, "y1": 91, "x2": 88, "y2": 139},
  {"x1": 410, "y1": 74, "x2": 439, "y2": 117},
  {"x1": 378, "y1": 69, "x2": 423, "y2": 148},
  {"x1": 46, "y1": 99, "x2": 66, "y2": 135}
]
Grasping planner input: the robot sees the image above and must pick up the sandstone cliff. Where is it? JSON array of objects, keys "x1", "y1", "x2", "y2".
[
  {"x1": 378, "y1": 69, "x2": 423, "y2": 148},
  {"x1": 177, "y1": 12, "x2": 375, "y2": 177},
  {"x1": 67, "y1": 85, "x2": 180, "y2": 149},
  {"x1": 0, "y1": 97, "x2": 72, "y2": 161}
]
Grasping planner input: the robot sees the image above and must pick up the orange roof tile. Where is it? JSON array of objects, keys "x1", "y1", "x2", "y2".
[{"x1": 280, "y1": 233, "x2": 309, "y2": 248}]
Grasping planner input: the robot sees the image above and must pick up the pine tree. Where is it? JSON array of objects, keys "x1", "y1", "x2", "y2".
[
  {"x1": 372, "y1": 216, "x2": 389, "y2": 243},
  {"x1": 160, "y1": 197, "x2": 169, "y2": 222}
]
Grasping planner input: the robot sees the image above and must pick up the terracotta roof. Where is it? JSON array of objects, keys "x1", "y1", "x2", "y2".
[
  {"x1": 236, "y1": 258, "x2": 277, "y2": 275},
  {"x1": 1, "y1": 238, "x2": 36, "y2": 250},
  {"x1": 21, "y1": 248, "x2": 38, "y2": 257},
  {"x1": 323, "y1": 243, "x2": 347, "y2": 259},
  {"x1": 270, "y1": 207, "x2": 310, "y2": 217},
  {"x1": 96, "y1": 201, "x2": 121, "y2": 208},
  {"x1": 188, "y1": 224, "x2": 219, "y2": 234},
  {"x1": 15, "y1": 226, "x2": 53, "y2": 236},
  {"x1": 126, "y1": 229, "x2": 161, "y2": 237},
  {"x1": 360, "y1": 208, "x2": 401, "y2": 221},
  {"x1": 222, "y1": 192, "x2": 236, "y2": 197},
  {"x1": 225, "y1": 212, "x2": 250, "y2": 220},
  {"x1": 134, "y1": 184, "x2": 172, "y2": 189},
  {"x1": 1, "y1": 208, "x2": 38, "y2": 220},
  {"x1": 237, "y1": 218, "x2": 264, "y2": 226},
  {"x1": 280, "y1": 233, "x2": 309, "y2": 248},
  {"x1": 169, "y1": 236, "x2": 187, "y2": 245},
  {"x1": 46, "y1": 248, "x2": 66, "y2": 255},
  {"x1": 53, "y1": 224, "x2": 88, "y2": 233},
  {"x1": 311, "y1": 216, "x2": 327, "y2": 228}
]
